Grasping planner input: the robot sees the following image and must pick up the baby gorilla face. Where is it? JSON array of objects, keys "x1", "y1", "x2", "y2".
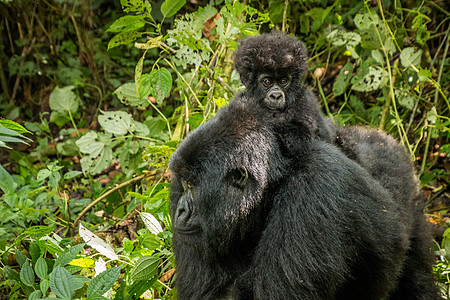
[{"x1": 258, "y1": 74, "x2": 292, "y2": 110}]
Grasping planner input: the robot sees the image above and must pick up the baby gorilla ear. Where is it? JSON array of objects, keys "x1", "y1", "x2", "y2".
[{"x1": 226, "y1": 167, "x2": 249, "y2": 189}]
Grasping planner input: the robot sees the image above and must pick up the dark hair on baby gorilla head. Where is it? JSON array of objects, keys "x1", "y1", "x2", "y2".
[{"x1": 234, "y1": 31, "x2": 309, "y2": 87}]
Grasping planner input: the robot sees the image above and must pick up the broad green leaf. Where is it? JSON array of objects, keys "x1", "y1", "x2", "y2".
[
  {"x1": 106, "y1": 15, "x2": 146, "y2": 33},
  {"x1": 161, "y1": 0, "x2": 186, "y2": 18},
  {"x1": 64, "y1": 171, "x2": 83, "y2": 180},
  {"x1": 40, "y1": 278, "x2": 50, "y2": 296},
  {"x1": 20, "y1": 262, "x2": 35, "y2": 287},
  {"x1": 98, "y1": 111, "x2": 133, "y2": 136},
  {"x1": 0, "y1": 119, "x2": 31, "y2": 134},
  {"x1": 113, "y1": 82, "x2": 148, "y2": 106},
  {"x1": 333, "y1": 62, "x2": 353, "y2": 96},
  {"x1": 130, "y1": 255, "x2": 159, "y2": 281},
  {"x1": 76, "y1": 131, "x2": 103, "y2": 154},
  {"x1": 87, "y1": 266, "x2": 122, "y2": 298},
  {"x1": 15, "y1": 249, "x2": 28, "y2": 266},
  {"x1": 37, "y1": 169, "x2": 52, "y2": 181},
  {"x1": 2, "y1": 266, "x2": 20, "y2": 281},
  {"x1": 50, "y1": 266, "x2": 74, "y2": 299},
  {"x1": 150, "y1": 68, "x2": 172, "y2": 103},
  {"x1": 54, "y1": 243, "x2": 85, "y2": 268},
  {"x1": 0, "y1": 164, "x2": 16, "y2": 194},
  {"x1": 72, "y1": 275, "x2": 90, "y2": 291},
  {"x1": 400, "y1": 47, "x2": 422, "y2": 68},
  {"x1": 29, "y1": 290, "x2": 42, "y2": 300},
  {"x1": 49, "y1": 86, "x2": 79, "y2": 114},
  {"x1": 108, "y1": 30, "x2": 141, "y2": 50},
  {"x1": 35, "y1": 257, "x2": 48, "y2": 280}
]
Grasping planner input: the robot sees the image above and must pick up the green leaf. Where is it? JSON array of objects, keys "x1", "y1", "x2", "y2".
[
  {"x1": 29, "y1": 290, "x2": 42, "y2": 300},
  {"x1": 64, "y1": 171, "x2": 83, "y2": 180},
  {"x1": 87, "y1": 266, "x2": 122, "y2": 298},
  {"x1": 37, "y1": 169, "x2": 52, "y2": 181},
  {"x1": 130, "y1": 256, "x2": 159, "y2": 281},
  {"x1": 0, "y1": 164, "x2": 16, "y2": 194},
  {"x1": 35, "y1": 257, "x2": 48, "y2": 280},
  {"x1": 15, "y1": 249, "x2": 28, "y2": 266},
  {"x1": 108, "y1": 30, "x2": 142, "y2": 50},
  {"x1": 150, "y1": 68, "x2": 172, "y2": 103},
  {"x1": 400, "y1": 47, "x2": 422, "y2": 68},
  {"x1": 50, "y1": 266, "x2": 74, "y2": 299},
  {"x1": 418, "y1": 68, "x2": 431, "y2": 82},
  {"x1": 161, "y1": 0, "x2": 186, "y2": 18},
  {"x1": 113, "y1": 82, "x2": 148, "y2": 106},
  {"x1": 333, "y1": 62, "x2": 353, "y2": 96},
  {"x1": 40, "y1": 278, "x2": 50, "y2": 296},
  {"x1": 351, "y1": 66, "x2": 388, "y2": 92},
  {"x1": 107, "y1": 15, "x2": 146, "y2": 33},
  {"x1": 20, "y1": 262, "x2": 35, "y2": 287},
  {"x1": 49, "y1": 86, "x2": 79, "y2": 114},
  {"x1": 72, "y1": 275, "x2": 90, "y2": 290},
  {"x1": 55, "y1": 244, "x2": 85, "y2": 268},
  {"x1": 0, "y1": 119, "x2": 31, "y2": 134},
  {"x1": 2, "y1": 266, "x2": 20, "y2": 281},
  {"x1": 98, "y1": 111, "x2": 133, "y2": 136}
]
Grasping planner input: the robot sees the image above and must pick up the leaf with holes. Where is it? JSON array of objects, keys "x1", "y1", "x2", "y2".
[
  {"x1": 114, "y1": 82, "x2": 148, "y2": 106},
  {"x1": 98, "y1": 111, "x2": 133, "y2": 136},
  {"x1": 150, "y1": 68, "x2": 172, "y2": 103},
  {"x1": 86, "y1": 266, "x2": 122, "y2": 298},
  {"x1": 351, "y1": 66, "x2": 388, "y2": 92}
]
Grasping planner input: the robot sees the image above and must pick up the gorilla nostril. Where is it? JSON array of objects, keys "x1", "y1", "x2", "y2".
[
  {"x1": 269, "y1": 91, "x2": 283, "y2": 101},
  {"x1": 175, "y1": 196, "x2": 192, "y2": 227}
]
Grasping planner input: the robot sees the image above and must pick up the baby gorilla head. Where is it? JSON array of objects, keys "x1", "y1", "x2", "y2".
[{"x1": 234, "y1": 31, "x2": 308, "y2": 110}]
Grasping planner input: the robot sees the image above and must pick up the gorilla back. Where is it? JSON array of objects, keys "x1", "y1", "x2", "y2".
[{"x1": 169, "y1": 99, "x2": 439, "y2": 299}]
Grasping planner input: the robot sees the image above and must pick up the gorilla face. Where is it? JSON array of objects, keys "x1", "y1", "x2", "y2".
[
  {"x1": 169, "y1": 102, "x2": 287, "y2": 257},
  {"x1": 258, "y1": 73, "x2": 292, "y2": 109}
]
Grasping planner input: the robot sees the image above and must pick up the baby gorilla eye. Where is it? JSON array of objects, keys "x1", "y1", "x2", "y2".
[
  {"x1": 261, "y1": 77, "x2": 273, "y2": 88},
  {"x1": 226, "y1": 167, "x2": 249, "y2": 189},
  {"x1": 279, "y1": 78, "x2": 289, "y2": 87}
]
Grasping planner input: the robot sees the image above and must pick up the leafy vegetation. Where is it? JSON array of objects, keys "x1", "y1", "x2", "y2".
[{"x1": 0, "y1": 0, "x2": 448, "y2": 298}]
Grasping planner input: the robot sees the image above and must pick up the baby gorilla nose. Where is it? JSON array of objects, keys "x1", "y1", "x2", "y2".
[{"x1": 265, "y1": 90, "x2": 285, "y2": 109}]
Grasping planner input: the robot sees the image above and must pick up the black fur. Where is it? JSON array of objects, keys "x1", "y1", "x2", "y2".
[
  {"x1": 169, "y1": 98, "x2": 439, "y2": 299},
  {"x1": 169, "y1": 32, "x2": 440, "y2": 299}
]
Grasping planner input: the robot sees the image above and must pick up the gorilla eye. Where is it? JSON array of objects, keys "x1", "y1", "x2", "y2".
[
  {"x1": 261, "y1": 77, "x2": 273, "y2": 87},
  {"x1": 226, "y1": 167, "x2": 249, "y2": 189},
  {"x1": 181, "y1": 180, "x2": 192, "y2": 191},
  {"x1": 280, "y1": 78, "x2": 289, "y2": 86}
]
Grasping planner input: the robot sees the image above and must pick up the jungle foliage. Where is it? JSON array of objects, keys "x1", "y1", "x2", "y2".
[{"x1": 0, "y1": 0, "x2": 449, "y2": 298}]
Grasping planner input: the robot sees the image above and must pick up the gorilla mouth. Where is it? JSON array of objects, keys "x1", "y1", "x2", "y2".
[{"x1": 173, "y1": 226, "x2": 201, "y2": 235}]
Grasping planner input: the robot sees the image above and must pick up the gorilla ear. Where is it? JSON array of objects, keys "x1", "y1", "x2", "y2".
[{"x1": 226, "y1": 167, "x2": 249, "y2": 189}]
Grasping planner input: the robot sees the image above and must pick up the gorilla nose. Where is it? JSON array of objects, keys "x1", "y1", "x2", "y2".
[
  {"x1": 269, "y1": 91, "x2": 283, "y2": 101},
  {"x1": 175, "y1": 196, "x2": 192, "y2": 227}
]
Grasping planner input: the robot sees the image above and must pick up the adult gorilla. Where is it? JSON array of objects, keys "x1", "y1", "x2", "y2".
[{"x1": 169, "y1": 97, "x2": 439, "y2": 299}]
